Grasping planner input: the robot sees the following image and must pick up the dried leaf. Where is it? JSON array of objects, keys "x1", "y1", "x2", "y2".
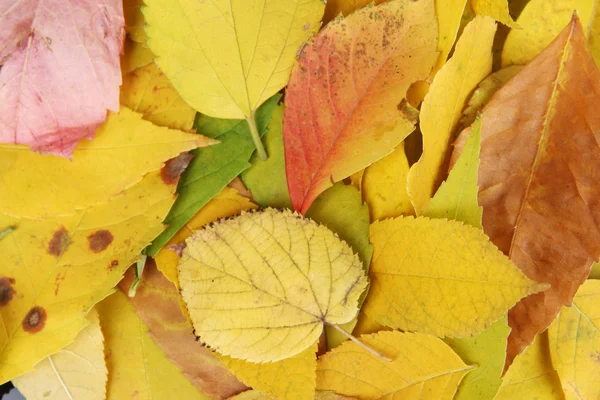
[
  {"x1": 407, "y1": 15, "x2": 496, "y2": 214},
  {"x1": 363, "y1": 216, "x2": 546, "y2": 337},
  {"x1": 548, "y1": 280, "x2": 600, "y2": 400},
  {"x1": 179, "y1": 208, "x2": 368, "y2": 362},
  {"x1": 98, "y1": 291, "x2": 208, "y2": 400},
  {"x1": 0, "y1": 107, "x2": 211, "y2": 219},
  {"x1": 119, "y1": 261, "x2": 247, "y2": 399},
  {"x1": 284, "y1": 0, "x2": 437, "y2": 212},
  {"x1": 0, "y1": 0, "x2": 124, "y2": 156},
  {"x1": 0, "y1": 169, "x2": 178, "y2": 383},
  {"x1": 452, "y1": 16, "x2": 600, "y2": 364},
  {"x1": 12, "y1": 310, "x2": 106, "y2": 400},
  {"x1": 316, "y1": 331, "x2": 472, "y2": 399}
]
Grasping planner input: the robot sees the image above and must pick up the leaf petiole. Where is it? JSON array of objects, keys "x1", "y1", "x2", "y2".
[
  {"x1": 128, "y1": 255, "x2": 147, "y2": 297},
  {"x1": 246, "y1": 112, "x2": 268, "y2": 161},
  {"x1": 326, "y1": 322, "x2": 393, "y2": 362},
  {"x1": 0, "y1": 225, "x2": 16, "y2": 240}
]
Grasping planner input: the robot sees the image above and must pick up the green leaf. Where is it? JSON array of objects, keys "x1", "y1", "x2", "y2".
[
  {"x1": 241, "y1": 105, "x2": 292, "y2": 209},
  {"x1": 147, "y1": 94, "x2": 281, "y2": 255}
]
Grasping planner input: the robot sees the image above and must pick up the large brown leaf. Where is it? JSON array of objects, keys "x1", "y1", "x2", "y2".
[{"x1": 452, "y1": 16, "x2": 600, "y2": 367}]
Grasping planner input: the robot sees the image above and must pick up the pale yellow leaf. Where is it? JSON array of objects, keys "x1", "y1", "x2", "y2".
[
  {"x1": 495, "y1": 333, "x2": 564, "y2": 400},
  {"x1": 316, "y1": 331, "x2": 473, "y2": 399},
  {"x1": 363, "y1": 216, "x2": 547, "y2": 337},
  {"x1": 408, "y1": 15, "x2": 496, "y2": 214},
  {"x1": 98, "y1": 291, "x2": 208, "y2": 400},
  {"x1": 548, "y1": 280, "x2": 600, "y2": 400},
  {"x1": 0, "y1": 107, "x2": 213, "y2": 219},
  {"x1": 13, "y1": 310, "x2": 106, "y2": 400},
  {"x1": 220, "y1": 342, "x2": 317, "y2": 400},
  {"x1": 179, "y1": 208, "x2": 368, "y2": 362},
  {"x1": 434, "y1": 0, "x2": 468, "y2": 72}
]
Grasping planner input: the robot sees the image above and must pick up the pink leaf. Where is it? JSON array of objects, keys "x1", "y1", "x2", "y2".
[{"x1": 0, "y1": 0, "x2": 124, "y2": 157}]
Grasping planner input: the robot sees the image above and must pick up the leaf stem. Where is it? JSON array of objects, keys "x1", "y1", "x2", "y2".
[
  {"x1": 128, "y1": 255, "x2": 147, "y2": 297},
  {"x1": 246, "y1": 112, "x2": 267, "y2": 161},
  {"x1": 0, "y1": 225, "x2": 16, "y2": 241},
  {"x1": 326, "y1": 323, "x2": 393, "y2": 362}
]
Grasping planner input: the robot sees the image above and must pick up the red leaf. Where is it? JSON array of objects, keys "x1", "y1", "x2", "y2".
[{"x1": 0, "y1": 0, "x2": 124, "y2": 157}]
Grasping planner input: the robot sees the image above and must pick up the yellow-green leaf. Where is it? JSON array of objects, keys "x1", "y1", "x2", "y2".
[
  {"x1": 220, "y1": 342, "x2": 318, "y2": 400},
  {"x1": 179, "y1": 208, "x2": 368, "y2": 363},
  {"x1": 495, "y1": 333, "x2": 564, "y2": 400},
  {"x1": 12, "y1": 310, "x2": 106, "y2": 400},
  {"x1": 316, "y1": 331, "x2": 473, "y2": 399},
  {"x1": 143, "y1": 0, "x2": 324, "y2": 121},
  {"x1": 362, "y1": 143, "x2": 414, "y2": 221},
  {"x1": 502, "y1": 0, "x2": 598, "y2": 67},
  {"x1": 98, "y1": 291, "x2": 208, "y2": 400},
  {"x1": 363, "y1": 216, "x2": 547, "y2": 337},
  {"x1": 471, "y1": 0, "x2": 517, "y2": 27},
  {"x1": 0, "y1": 107, "x2": 213, "y2": 219},
  {"x1": 548, "y1": 280, "x2": 600, "y2": 400},
  {"x1": 0, "y1": 170, "x2": 177, "y2": 383},
  {"x1": 407, "y1": 15, "x2": 496, "y2": 214},
  {"x1": 422, "y1": 117, "x2": 483, "y2": 229}
]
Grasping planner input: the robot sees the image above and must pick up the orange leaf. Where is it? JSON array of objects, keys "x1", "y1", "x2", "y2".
[
  {"x1": 452, "y1": 16, "x2": 600, "y2": 368},
  {"x1": 119, "y1": 261, "x2": 247, "y2": 399},
  {"x1": 284, "y1": 0, "x2": 438, "y2": 213}
]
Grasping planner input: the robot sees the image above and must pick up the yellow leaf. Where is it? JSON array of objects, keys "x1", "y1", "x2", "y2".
[
  {"x1": 422, "y1": 118, "x2": 483, "y2": 229},
  {"x1": 120, "y1": 63, "x2": 196, "y2": 131},
  {"x1": 228, "y1": 391, "x2": 276, "y2": 400},
  {"x1": 495, "y1": 333, "x2": 564, "y2": 400},
  {"x1": 124, "y1": 0, "x2": 146, "y2": 43},
  {"x1": 352, "y1": 310, "x2": 389, "y2": 337},
  {"x1": 144, "y1": 0, "x2": 324, "y2": 157},
  {"x1": 363, "y1": 216, "x2": 546, "y2": 337},
  {"x1": 316, "y1": 331, "x2": 473, "y2": 399},
  {"x1": 590, "y1": 262, "x2": 600, "y2": 279},
  {"x1": 434, "y1": 0, "x2": 468, "y2": 71},
  {"x1": 348, "y1": 170, "x2": 364, "y2": 191},
  {"x1": 0, "y1": 170, "x2": 176, "y2": 383},
  {"x1": 0, "y1": 107, "x2": 213, "y2": 219},
  {"x1": 408, "y1": 15, "x2": 496, "y2": 214},
  {"x1": 121, "y1": 38, "x2": 154, "y2": 74},
  {"x1": 155, "y1": 188, "x2": 257, "y2": 288},
  {"x1": 179, "y1": 208, "x2": 368, "y2": 362},
  {"x1": 322, "y1": 0, "x2": 381, "y2": 23},
  {"x1": 220, "y1": 342, "x2": 318, "y2": 400},
  {"x1": 502, "y1": 0, "x2": 597, "y2": 67},
  {"x1": 362, "y1": 142, "x2": 414, "y2": 221},
  {"x1": 98, "y1": 291, "x2": 208, "y2": 400},
  {"x1": 548, "y1": 280, "x2": 600, "y2": 400},
  {"x1": 471, "y1": 0, "x2": 517, "y2": 27},
  {"x1": 12, "y1": 309, "x2": 106, "y2": 400}
]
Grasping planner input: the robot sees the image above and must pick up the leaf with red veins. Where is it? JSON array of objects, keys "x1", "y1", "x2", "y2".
[
  {"x1": 0, "y1": 0, "x2": 124, "y2": 157},
  {"x1": 284, "y1": 0, "x2": 438, "y2": 213}
]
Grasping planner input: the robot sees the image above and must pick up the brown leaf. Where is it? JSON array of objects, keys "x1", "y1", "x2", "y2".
[
  {"x1": 119, "y1": 260, "x2": 247, "y2": 399},
  {"x1": 452, "y1": 16, "x2": 600, "y2": 368}
]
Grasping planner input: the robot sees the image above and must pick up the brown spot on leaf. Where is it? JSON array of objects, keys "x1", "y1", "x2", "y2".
[
  {"x1": 108, "y1": 260, "x2": 119, "y2": 270},
  {"x1": 54, "y1": 272, "x2": 65, "y2": 296},
  {"x1": 397, "y1": 98, "x2": 419, "y2": 122},
  {"x1": 88, "y1": 230, "x2": 113, "y2": 253},
  {"x1": 0, "y1": 277, "x2": 16, "y2": 306},
  {"x1": 161, "y1": 152, "x2": 195, "y2": 185},
  {"x1": 22, "y1": 306, "x2": 47, "y2": 333},
  {"x1": 47, "y1": 227, "x2": 71, "y2": 257}
]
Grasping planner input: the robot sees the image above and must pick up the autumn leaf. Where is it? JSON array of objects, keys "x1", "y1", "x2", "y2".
[
  {"x1": 284, "y1": 0, "x2": 437, "y2": 213},
  {"x1": 0, "y1": 167, "x2": 183, "y2": 383},
  {"x1": 123, "y1": 0, "x2": 145, "y2": 43},
  {"x1": 119, "y1": 261, "x2": 247, "y2": 399},
  {"x1": 143, "y1": 0, "x2": 324, "y2": 159},
  {"x1": 316, "y1": 331, "x2": 473, "y2": 399},
  {"x1": 179, "y1": 208, "x2": 368, "y2": 362},
  {"x1": 120, "y1": 38, "x2": 154, "y2": 73},
  {"x1": 452, "y1": 16, "x2": 600, "y2": 365},
  {"x1": 0, "y1": 107, "x2": 212, "y2": 219},
  {"x1": 495, "y1": 333, "x2": 564, "y2": 400},
  {"x1": 12, "y1": 309, "x2": 106, "y2": 400},
  {"x1": 97, "y1": 291, "x2": 209, "y2": 400},
  {"x1": 470, "y1": 0, "x2": 516, "y2": 27},
  {"x1": 548, "y1": 280, "x2": 600, "y2": 400},
  {"x1": 363, "y1": 216, "x2": 546, "y2": 337},
  {"x1": 502, "y1": 0, "x2": 599, "y2": 67},
  {"x1": 590, "y1": 262, "x2": 600, "y2": 279},
  {"x1": 147, "y1": 95, "x2": 280, "y2": 256},
  {"x1": 322, "y1": 0, "x2": 382, "y2": 23},
  {"x1": 0, "y1": 0, "x2": 124, "y2": 156},
  {"x1": 407, "y1": 15, "x2": 496, "y2": 214}
]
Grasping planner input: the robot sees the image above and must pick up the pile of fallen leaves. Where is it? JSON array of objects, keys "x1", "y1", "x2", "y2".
[{"x1": 1, "y1": 0, "x2": 600, "y2": 399}]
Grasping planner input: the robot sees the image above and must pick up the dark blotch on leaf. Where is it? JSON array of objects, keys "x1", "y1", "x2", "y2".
[
  {"x1": 47, "y1": 227, "x2": 71, "y2": 257},
  {"x1": 0, "y1": 277, "x2": 16, "y2": 306},
  {"x1": 108, "y1": 260, "x2": 119, "y2": 270},
  {"x1": 88, "y1": 230, "x2": 114, "y2": 253},
  {"x1": 22, "y1": 306, "x2": 47, "y2": 333},
  {"x1": 161, "y1": 152, "x2": 195, "y2": 185}
]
